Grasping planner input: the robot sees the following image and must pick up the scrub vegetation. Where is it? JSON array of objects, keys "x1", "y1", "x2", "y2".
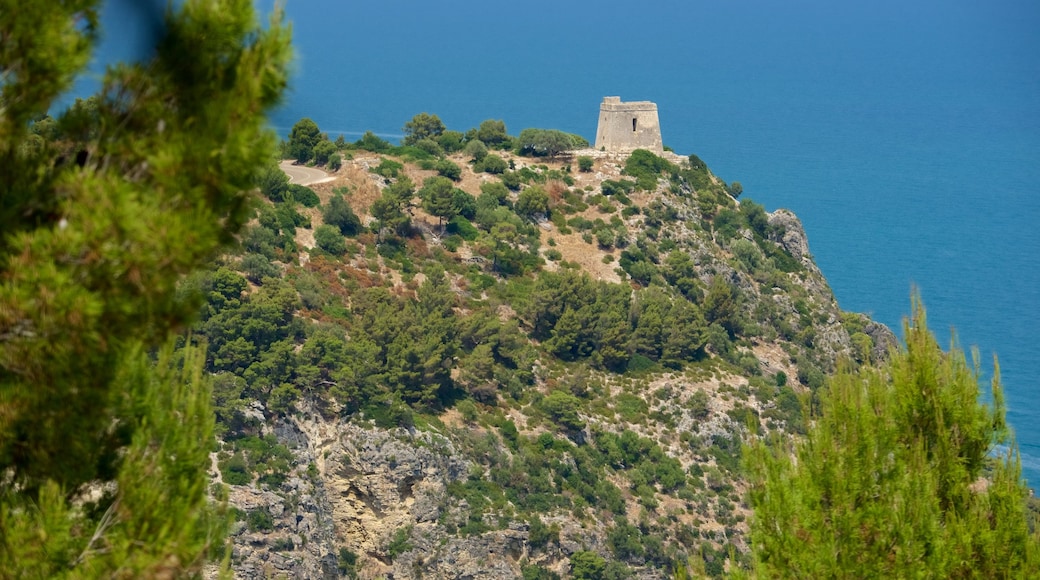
[{"x1": 4, "y1": 6, "x2": 1037, "y2": 575}]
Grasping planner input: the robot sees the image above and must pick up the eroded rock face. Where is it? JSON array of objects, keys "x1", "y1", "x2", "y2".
[
  {"x1": 767, "y1": 209, "x2": 814, "y2": 268},
  {"x1": 394, "y1": 525, "x2": 530, "y2": 579},
  {"x1": 326, "y1": 422, "x2": 471, "y2": 572},
  {"x1": 866, "y1": 320, "x2": 899, "y2": 361},
  {"x1": 218, "y1": 409, "x2": 635, "y2": 579},
  {"x1": 220, "y1": 408, "x2": 512, "y2": 579},
  {"x1": 221, "y1": 418, "x2": 340, "y2": 579}
]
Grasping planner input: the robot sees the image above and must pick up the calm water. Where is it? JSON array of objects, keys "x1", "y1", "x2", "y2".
[{"x1": 85, "y1": 0, "x2": 1040, "y2": 485}]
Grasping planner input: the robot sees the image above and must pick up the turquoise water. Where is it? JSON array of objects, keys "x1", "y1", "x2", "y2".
[{"x1": 87, "y1": 0, "x2": 1040, "y2": 485}]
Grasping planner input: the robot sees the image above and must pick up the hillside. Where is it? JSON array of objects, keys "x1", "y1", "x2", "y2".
[{"x1": 198, "y1": 131, "x2": 895, "y2": 579}]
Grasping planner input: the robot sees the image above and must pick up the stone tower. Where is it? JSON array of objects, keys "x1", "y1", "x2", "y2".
[{"x1": 594, "y1": 96, "x2": 663, "y2": 153}]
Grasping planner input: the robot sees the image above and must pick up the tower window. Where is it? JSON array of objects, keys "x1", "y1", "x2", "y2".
[{"x1": 632, "y1": 118, "x2": 637, "y2": 132}]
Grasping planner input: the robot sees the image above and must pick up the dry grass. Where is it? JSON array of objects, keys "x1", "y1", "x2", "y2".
[
  {"x1": 542, "y1": 227, "x2": 622, "y2": 283},
  {"x1": 288, "y1": 149, "x2": 662, "y2": 286}
]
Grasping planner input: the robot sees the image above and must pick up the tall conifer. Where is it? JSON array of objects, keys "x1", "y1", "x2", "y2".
[
  {"x1": 745, "y1": 296, "x2": 1040, "y2": 577},
  {"x1": 0, "y1": 0, "x2": 290, "y2": 574}
]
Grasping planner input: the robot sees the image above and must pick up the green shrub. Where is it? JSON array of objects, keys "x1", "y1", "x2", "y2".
[
  {"x1": 577, "y1": 155, "x2": 594, "y2": 172},
  {"x1": 322, "y1": 195, "x2": 362, "y2": 236},
  {"x1": 355, "y1": 131, "x2": 392, "y2": 152},
  {"x1": 451, "y1": 189, "x2": 477, "y2": 220},
  {"x1": 220, "y1": 452, "x2": 251, "y2": 485},
  {"x1": 442, "y1": 235, "x2": 462, "y2": 252},
  {"x1": 614, "y1": 393, "x2": 648, "y2": 422},
  {"x1": 501, "y1": 171, "x2": 522, "y2": 190},
  {"x1": 570, "y1": 551, "x2": 607, "y2": 580},
  {"x1": 314, "y1": 224, "x2": 346, "y2": 255},
  {"x1": 480, "y1": 154, "x2": 508, "y2": 174},
  {"x1": 688, "y1": 389, "x2": 710, "y2": 420},
  {"x1": 435, "y1": 158, "x2": 462, "y2": 181},
  {"x1": 607, "y1": 519, "x2": 643, "y2": 561},
  {"x1": 446, "y1": 215, "x2": 480, "y2": 240},
  {"x1": 475, "y1": 119, "x2": 510, "y2": 146},
  {"x1": 464, "y1": 139, "x2": 489, "y2": 162},
  {"x1": 271, "y1": 537, "x2": 294, "y2": 551},
  {"x1": 387, "y1": 526, "x2": 413, "y2": 559},
  {"x1": 568, "y1": 216, "x2": 594, "y2": 231},
  {"x1": 372, "y1": 157, "x2": 403, "y2": 179},
  {"x1": 392, "y1": 145, "x2": 435, "y2": 162},
  {"x1": 438, "y1": 130, "x2": 465, "y2": 153},
  {"x1": 711, "y1": 433, "x2": 742, "y2": 473},
  {"x1": 542, "y1": 390, "x2": 585, "y2": 431},
  {"x1": 414, "y1": 137, "x2": 444, "y2": 157},
  {"x1": 623, "y1": 149, "x2": 677, "y2": 190},
  {"x1": 313, "y1": 140, "x2": 336, "y2": 166},
  {"x1": 516, "y1": 186, "x2": 550, "y2": 219},
  {"x1": 338, "y1": 548, "x2": 359, "y2": 578},
  {"x1": 602, "y1": 179, "x2": 636, "y2": 197},
  {"x1": 528, "y1": 517, "x2": 559, "y2": 549},
  {"x1": 240, "y1": 253, "x2": 279, "y2": 283},
  {"x1": 457, "y1": 399, "x2": 478, "y2": 423},
  {"x1": 247, "y1": 508, "x2": 274, "y2": 532},
  {"x1": 402, "y1": 112, "x2": 445, "y2": 145},
  {"x1": 288, "y1": 184, "x2": 320, "y2": 207},
  {"x1": 516, "y1": 128, "x2": 587, "y2": 158},
  {"x1": 712, "y1": 208, "x2": 744, "y2": 241},
  {"x1": 479, "y1": 181, "x2": 510, "y2": 205}
]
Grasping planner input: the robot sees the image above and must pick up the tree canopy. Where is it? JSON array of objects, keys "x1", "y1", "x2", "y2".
[
  {"x1": 516, "y1": 128, "x2": 588, "y2": 158},
  {"x1": 288, "y1": 117, "x2": 322, "y2": 162},
  {"x1": 745, "y1": 297, "x2": 1040, "y2": 578},
  {"x1": 475, "y1": 119, "x2": 509, "y2": 146},
  {"x1": 0, "y1": 0, "x2": 290, "y2": 574},
  {"x1": 402, "y1": 112, "x2": 446, "y2": 146},
  {"x1": 419, "y1": 175, "x2": 458, "y2": 226}
]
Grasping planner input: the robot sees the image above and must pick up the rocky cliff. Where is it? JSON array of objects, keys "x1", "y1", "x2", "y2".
[{"x1": 205, "y1": 144, "x2": 894, "y2": 579}]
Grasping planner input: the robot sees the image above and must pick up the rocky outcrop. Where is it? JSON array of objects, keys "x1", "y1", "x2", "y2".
[
  {"x1": 222, "y1": 417, "x2": 340, "y2": 579},
  {"x1": 394, "y1": 524, "x2": 530, "y2": 579},
  {"x1": 767, "y1": 209, "x2": 815, "y2": 269},
  {"x1": 762, "y1": 208, "x2": 867, "y2": 368},
  {"x1": 221, "y1": 406, "x2": 520, "y2": 579},
  {"x1": 325, "y1": 422, "x2": 471, "y2": 573},
  {"x1": 219, "y1": 406, "x2": 653, "y2": 579},
  {"x1": 865, "y1": 319, "x2": 899, "y2": 360}
]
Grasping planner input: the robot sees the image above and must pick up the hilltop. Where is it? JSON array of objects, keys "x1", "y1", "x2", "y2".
[{"x1": 199, "y1": 120, "x2": 895, "y2": 578}]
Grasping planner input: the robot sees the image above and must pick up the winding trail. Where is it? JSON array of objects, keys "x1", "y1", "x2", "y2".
[{"x1": 279, "y1": 160, "x2": 335, "y2": 186}]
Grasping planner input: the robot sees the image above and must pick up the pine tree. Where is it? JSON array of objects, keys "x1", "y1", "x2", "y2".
[
  {"x1": 419, "y1": 175, "x2": 458, "y2": 228},
  {"x1": 744, "y1": 296, "x2": 1040, "y2": 578},
  {"x1": 0, "y1": 0, "x2": 290, "y2": 575}
]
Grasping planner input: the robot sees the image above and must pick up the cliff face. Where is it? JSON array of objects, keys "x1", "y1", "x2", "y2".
[
  {"x1": 207, "y1": 146, "x2": 894, "y2": 579},
  {"x1": 220, "y1": 410, "x2": 476, "y2": 579}
]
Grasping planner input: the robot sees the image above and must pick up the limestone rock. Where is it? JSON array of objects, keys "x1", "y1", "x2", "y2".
[
  {"x1": 866, "y1": 319, "x2": 899, "y2": 361},
  {"x1": 767, "y1": 209, "x2": 814, "y2": 268}
]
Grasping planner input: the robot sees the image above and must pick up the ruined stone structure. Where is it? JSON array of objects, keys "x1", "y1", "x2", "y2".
[{"x1": 594, "y1": 96, "x2": 663, "y2": 153}]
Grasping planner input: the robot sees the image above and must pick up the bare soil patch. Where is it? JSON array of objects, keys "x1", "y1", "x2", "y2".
[{"x1": 541, "y1": 227, "x2": 622, "y2": 283}]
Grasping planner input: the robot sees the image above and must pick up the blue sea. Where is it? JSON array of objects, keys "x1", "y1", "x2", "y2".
[{"x1": 82, "y1": 0, "x2": 1040, "y2": 485}]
